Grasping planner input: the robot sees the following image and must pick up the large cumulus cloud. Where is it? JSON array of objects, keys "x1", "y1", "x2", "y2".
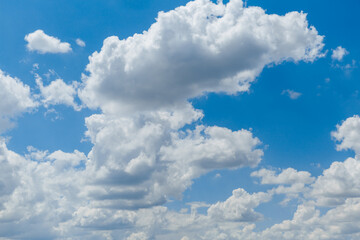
[
  {"x1": 79, "y1": 0, "x2": 324, "y2": 114},
  {"x1": 82, "y1": 106, "x2": 263, "y2": 209}
]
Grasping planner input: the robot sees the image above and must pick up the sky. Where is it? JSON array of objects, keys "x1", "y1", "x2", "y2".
[{"x1": 0, "y1": 0, "x2": 360, "y2": 239}]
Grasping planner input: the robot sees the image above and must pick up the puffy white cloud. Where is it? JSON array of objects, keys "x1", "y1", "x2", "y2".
[
  {"x1": 250, "y1": 117, "x2": 360, "y2": 208},
  {"x1": 79, "y1": 0, "x2": 324, "y2": 114},
  {"x1": 0, "y1": 70, "x2": 37, "y2": 132},
  {"x1": 332, "y1": 115, "x2": 360, "y2": 154},
  {"x1": 36, "y1": 76, "x2": 81, "y2": 111},
  {"x1": 0, "y1": 140, "x2": 20, "y2": 203},
  {"x1": 5, "y1": 130, "x2": 360, "y2": 239},
  {"x1": 25, "y1": 30, "x2": 72, "y2": 54},
  {"x1": 317, "y1": 198, "x2": 360, "y2": 239},
  {"x1": 70, "y1": 206, "x2": 136, "y2": 231},
  {"x1": 68, "y1": 193, "x2": 360, "y2": 240},
  {"x1": 208, "y1": 188, "x2": 272, "y2": 222},
  {"x1": 160, "y1": 125, "x2": 263, "y2": 170},
  {"x1": 259, "y1": 203, "x2": 323, "y2": 240},
  {"x1": 306, "y1": 116, "x2": 360, "y2": 206},
  {"x1": 81, "y1": 107, "x2": 263, "y2": 209},
  {"x1": 282, "y1": 89, "x2": 302, "y2": 100},
  {"x1": 252, "y1": 168, "x2": 314, "y2": 204},
  {"x1": 0, "y1": 139, "x2": 87, "y2": 239},
  {"x1": 47, "y1": 149, "x2": 87, "y2": 170},
  {"x1": 26, "y1": 146, "x2": 49, "y2": 161},
  {"x1": 76, "y1": 38, "x2": 86, "y2": 47},
  {"x1": 256, "y1": 198, "x2": 360, "y2": 240},
  {"x1": 331, "y1": 46, "x2": 348, "y2": 61},
  {"x1": 310, "y1": 157, "x2": 360, "y2": 206},
  {"x1": 251, "y1": 168, "x2": 314, "y2": 185},
  {"x1": 0, "y1": 118, "x2": 355, "y2": 239},
  {"x1": 252, "y1": 116, "x2": 360, "y2": 238}
]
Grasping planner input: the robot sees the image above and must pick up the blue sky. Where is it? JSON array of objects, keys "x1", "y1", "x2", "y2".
[{"x1": 0, "y1": 0, "x2": 360, "y2": 239}]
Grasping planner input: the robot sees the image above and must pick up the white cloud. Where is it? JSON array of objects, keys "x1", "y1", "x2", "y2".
[
  {"x1": 257, "y1": 198, "x2": 360, "y2": 240},
  {"x1": 255, "y1": 116, "x2": 360, "y2": 238},
  {"x1": 0, "y1": 70, "x2": 37, "y2": 132},
  {"x1": 25, "y1": 29, "x2": 72, "y2": 54},
  {"x1": 5, "y1": 125, "x2": 360, "y2": 239},
  {"x1": 282, "y1": 89, "x2": 302, "y2": 100},
  {"x1": 36, "y1": 76, "x2": 81, "y2": 111},
  {"x1": 0, "y1": 140, "x2": 21, "y2": 201},
  {"x1": 259, "y1": 203, "x2": 322, "y2": 240},
  {"x1": 0, "y1": 138, "x2": 86, "y2": 239},
  {"x1": 310, "y1": 157, "x2": 360, "y2": 206},
  {"x1": 331, "y1": 46, "x2": 348, "y2": 61},
  {"x1": 317, "y1": 198, "x2": 360, "y2": 239},
  {"x1": 305, "y1": 116, "x2": 360, "y2": 206},
  {"x1": 79, "y1": 0, "x2": 324, "y2": 114},
  {"x1": 26, "y1": 146, "x2": 49, "y2": 161},
  {"x1": 76, "y1": 38, "x2": 86, "y2": 47},
  {"x1": 252, "y1": 168, "x2": 314, "y2": 204},
  {"x1": 81, "y1": 107, "x2": 263, "y2": 209},
  {"x1": 331, "y1": 115, "x2": 360, "y2": 154},
  {"x1": 160, "y1": 125, "x2": 263, "y2": 170},
  {"x1": 251, "y1": 168, "x2": 314, "y2": 185},
  {"x1": 58, "y1": 115, "x2": 360, "y2": 239},
  {"x1": 208, "y1": 188, "x2": 272, "y2": 222},
  {"x1": 47, "y1": 149, "x2": 87, "y2": 170}
]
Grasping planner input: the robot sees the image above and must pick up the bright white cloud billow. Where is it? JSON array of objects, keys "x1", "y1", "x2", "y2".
[
  {"x1": 25, "y1": 29, "x2": 72, "y2": 54},
  {"x1": 36, "y1": 76, "x2": 81, "y2": 111},
  {"x1": 310, "y1": 157, "x2": 360, "y2": 206},
  {"x1": 332, "y1": 115, "x2": 360, "y2": 154},
  {"x1": 0, "y1": 70, "x2": 37, "y2": 132},
  {"x1": 251, "y1": 168, "x2": 314, "y2": 185},
  {"x1": 0, "y1": 138, "x2": 86, "y2": 239},
  {"x1": 308, "y1": 116, "x2": 360, "y2": 206},
  {"x1": 79, "y1": 0, "x2": 324, "y2": 114},
  {"x1": 207, "y1": 188, "x2": 272, "y2": 222},
  {"x1": 81, "y1": 106, "x2": 263, "y2": 209}
]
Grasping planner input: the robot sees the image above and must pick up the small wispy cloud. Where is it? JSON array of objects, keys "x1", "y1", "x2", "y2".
[
  {"x1": 76, "y1": 38, "x2": 86, "y2": 47},
  {"x1": 331, "y1": 46, "x2": 348, "y2": 61},
  {"x1": 282, "y1": 89, "x2": 302, "y2": 100},
  {"x1": 214, "y1": 173, "x2": 221, "y2": 179}
]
